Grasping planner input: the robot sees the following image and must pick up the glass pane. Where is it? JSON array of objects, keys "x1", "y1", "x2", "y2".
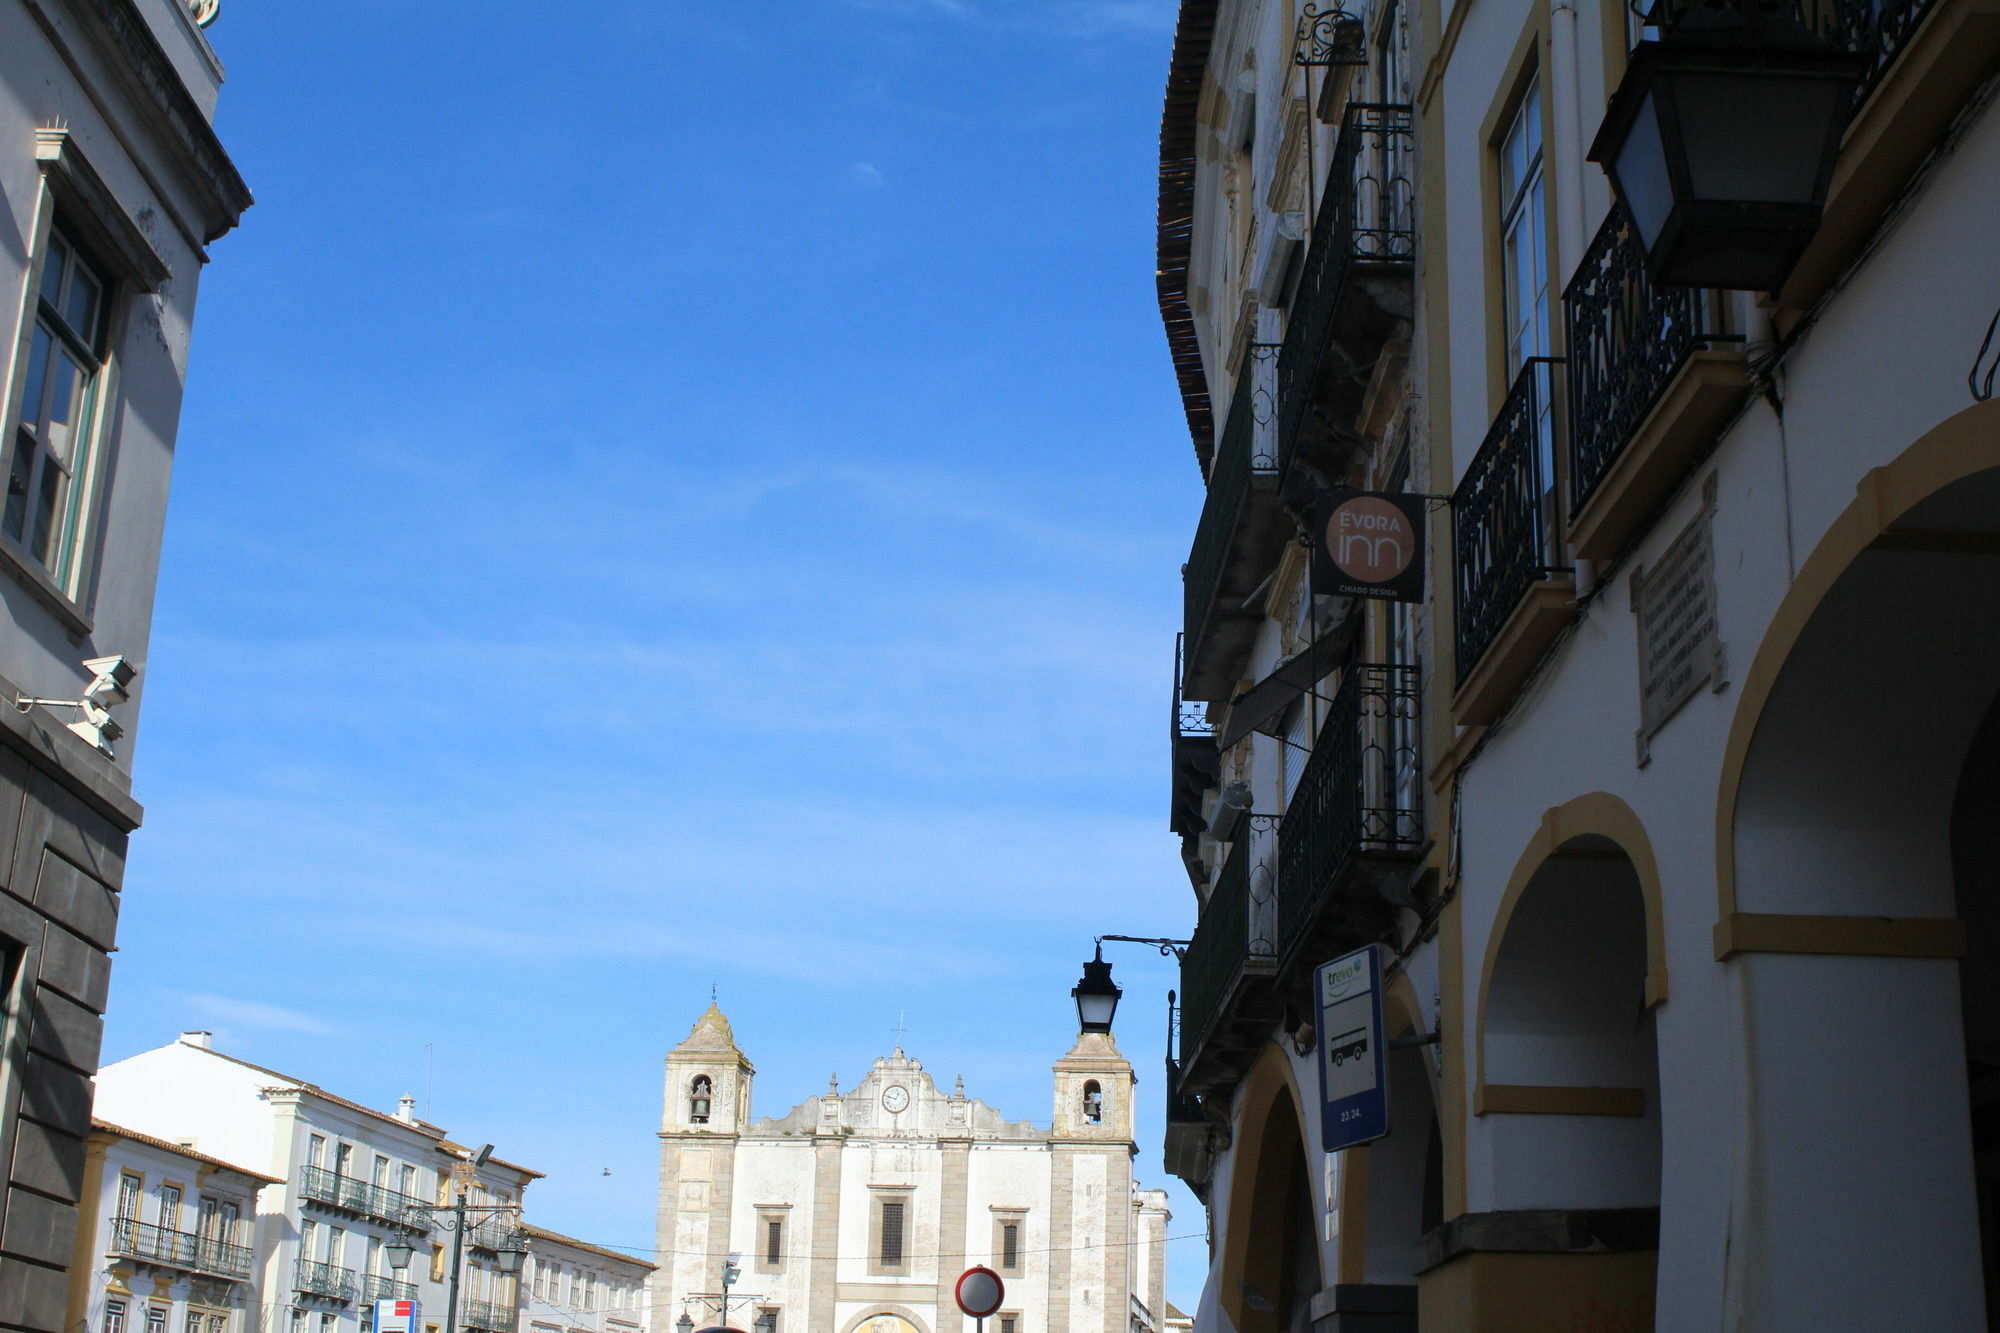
[
  {"x1": 40, "y1": 237, "x2": 68, "y2": 307},
  {"x1": 20, "y1": 326, "x2": 50, "y2": 429},
  {"x1": 66, "y1": 262, "x2": 102, "y2": 343},
  {"x1": 31, "y1": 445, "x2": 63, "y2": 562},
  {"x1": 45, "y1": 351, "x2": 83, "y2": 463},
  {"x1": 5, "y1": 433, "x2": 34, "y2": 541}
]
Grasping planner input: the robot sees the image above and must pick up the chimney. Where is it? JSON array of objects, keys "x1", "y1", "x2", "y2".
[
  {"x1": 397, "y1": 1095, "x2": 418, "y2": 1123},
  {"x1": 180, "y1": 1031, "x2": 214, "y2": 1049}
]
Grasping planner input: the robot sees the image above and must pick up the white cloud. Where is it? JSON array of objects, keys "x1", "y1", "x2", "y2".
[
  {"x1": 180, "y1": 994, "x2": 343, "y2": 1037},
  {"x1": 849, "y1": 161, "x2": 887, "y2": 187}
]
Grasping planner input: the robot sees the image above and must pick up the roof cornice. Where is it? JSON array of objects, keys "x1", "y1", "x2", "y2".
[{"x1": 1157, "y1": 0, "x2": 1222, "y2": 473}]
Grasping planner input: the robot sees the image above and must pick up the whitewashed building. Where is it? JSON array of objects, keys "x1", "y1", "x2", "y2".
[
  {"x1": 64, "y1": 1120, "x2": 277, "y2": 1333},
  {"x1": 93, "y1": 1033, "x2": 542, "y2": 1333},
  {"x1": 1151, "y1": 0, "x2": 2000, "y2": 1325},
  {"x1": 0, "y1": 1, "x2": 248, "y2": 1326},
  {"x1": 521, "y1": 1225, "x2": 651, "y2": 1333},
  {"x1": 652, "y1": 1005, "x2": 1172, "y2": 1333}
]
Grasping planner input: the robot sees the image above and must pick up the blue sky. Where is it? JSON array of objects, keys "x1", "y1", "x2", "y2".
[{"x1": 102, "y1": 0, "x2": 1213, "y2": 1314}]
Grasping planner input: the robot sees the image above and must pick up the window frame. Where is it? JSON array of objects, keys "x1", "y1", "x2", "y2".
[
  {"x1": 755, "y1": 1207, "x2": 789, "y2": 1273},
  {"x1": 869, "y1": 1189, "x2": 914, "y2": 1276},
  {"x1": 991, "y1": 1208, "x2": 1027, "y2": 1277}
]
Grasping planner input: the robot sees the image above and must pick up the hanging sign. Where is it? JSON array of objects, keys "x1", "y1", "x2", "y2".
[
  {"x1": 1317, "y1": 944, "x2": 1389, "y2": 1151},
  {"x1": 1314, "y1": 488, "x2": 1427, "y2": 603},
  {"x1": 373, "y1": 1303, "x2": 421, "y2": 1333}
]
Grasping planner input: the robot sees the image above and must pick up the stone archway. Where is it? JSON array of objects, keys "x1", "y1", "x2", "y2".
[
  {"x1": 1218, "y1": 1043, "x2": 1320, "y2": 1332},
  {"x1": 1711, "y1": 401, "x2": 2000, "y2": 1329}
]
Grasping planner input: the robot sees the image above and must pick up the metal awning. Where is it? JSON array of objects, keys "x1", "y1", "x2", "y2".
[{"x1": 1216, "y1": 615, "x2": 1361, "y2": 751}]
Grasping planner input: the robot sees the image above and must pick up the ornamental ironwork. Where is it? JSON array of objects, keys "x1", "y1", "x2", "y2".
[
  {"x1": 1563, "y1": 206, "x2": 1735, "y2": 515},
  {"x1": 1275, "y1": 662, "x2": 1423, "y2": 957},
  {"x1": 1180, "y1": 840, "x2": 1252, "y2": 1062},
  {"x1": 1649, "y1": 0, "x2": 1938, "y2": 109},
  {"x1": 298, "y1": 1165, "x2": 431, "y2": 1231},
  {"x1": 1295, "y1": 1, "x2": 1368, "y2": 65},
  {"x1": 1274, "y1": 103, "x2": 1415, "y2": 478},
  {"x1": 1182, "y1": 371, "x2": 1277, "y2": 659},
  {"x1": 295, "y1": 1259, "x2": 358, "y2": 1302},
  {"x1": 1173, "y1": 632, "x2": 1213, "y2": 741},
  {"x1": 1452, "y1": 360, "x2": 1569, "y2": 682}
]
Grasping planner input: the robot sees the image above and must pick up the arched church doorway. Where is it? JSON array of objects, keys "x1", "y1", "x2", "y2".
[{"x1": 1721, "y1": 405, "x2": 2000, "y2": 1327}]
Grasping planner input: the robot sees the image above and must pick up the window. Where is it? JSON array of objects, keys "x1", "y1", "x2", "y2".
[
  {"x1": 756, "y1": 1210, "x2": 787, "y2": 1272},
  {"x1": 300, "y1": 1219, "x2": 318, "y2": 1265},
  {"x1": 399, "y1": 1164, "x2": 418, "y2": 1197},
  {"x1": 532, "y1": 1258, "x2": 547, "y2": 1300},
  {"x1": 288, "y1": 1311, "x2": 304, "y2": 1333},
  {"x1": 1499, "y1": 80, "x2": 1550, "y2": 378},
  {"x1": 992, "y1": 1210, "x2": 1026, "y2": 1276},
  {"x1": 145, "y1": 1308, "x2": 167, "y2": 1333},
  {"x1": 430, "y1": 1243, "x2": 446, "y2": 1283},
  {"x1": 197, "y1": 1195, "x2": 220, "y2": 1241},
  {"x1": 319, "y1": 1315, "x2": 335, "y2": 1333},
  {"x1": 209, "y1": 1316, "x2": 226, "y2": 1333},
  {"x1": 689, "y1": 1075, "x2": 712, "y2": 1124},
  {"x1": 327, "y1": 1226, "x2": 346, "y2": 1266},
  {"x1": 372, "y1": 1155, "x2": 390, "y2": 1187},
  {"x1": 1082, "y1": 1081, "x2": 1103, "y2": 1125},
  {"x1": 307, "y1": 1136, "x2": 326, "y2": 1169},
  {"x1": 6, "y1": 227, "x2": 111, "y2": 591},
  {"x1": 219, "y1": 1201, "x2": 240, "y2": 1245},
  {"x1": 157, "y1": 1184, "x2": 182, "y2": 1232},
  {"x1": 999, "y1": 1318, "x2": 1017, "y2": 1333},
  {"x1": 367, "y1": 1236, "x2": 383, "y2": 1277},
  {"x1": 103, "y1": 1301, "x2": 127, "y2": 1333},
  {"x1": 335, "y1": 1143, "x2": 354, "y2": 1178},
  {"x1": 186, "y1": 1314, "x2": 202, "y2": 1333},
  {"x1": 872, "y1": 1193, "x2": 910, "y2": 1273},
  {"x1": 116, "y1": 1174, "x2": 142, "y2": 1220}
]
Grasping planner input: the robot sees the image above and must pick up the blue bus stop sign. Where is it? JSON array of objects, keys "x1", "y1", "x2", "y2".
[{"x1": 1317, "y1": 944, "x2": 1389, "y2": 1151}]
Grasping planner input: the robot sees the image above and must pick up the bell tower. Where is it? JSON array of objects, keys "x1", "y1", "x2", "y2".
[
  {"x1": 1051, "y1": 1028, "x2": 1136, "y2": 1143},
  {"x1": 655, "y1": 1003, "x2": 755, "y2": 1331}
]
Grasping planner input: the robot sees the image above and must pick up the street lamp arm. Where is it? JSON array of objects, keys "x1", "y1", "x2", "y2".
[{"x1": 1097, "y1": 934, "x2": 1192, "y2": 961}]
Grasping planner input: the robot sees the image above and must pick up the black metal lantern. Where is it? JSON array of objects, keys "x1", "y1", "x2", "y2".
[
  {"x1": 385, "y1": 1239, "x2": 415, "y2": 1271},
  {"x1": 1588, "y1": 0, "x2": 1867, "y2": 290},
  {"x1": 1072, "y1": 945, "x2": 1122, "y2": 1033}
]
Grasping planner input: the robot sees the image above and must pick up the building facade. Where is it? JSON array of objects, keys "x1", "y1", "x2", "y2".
[
  {"x1": 521, "y1": 1225, "x2": 652, "y2": 1333},
  {"x1": 93, "y1": 1034, "x2": 542, "y2": 1333},
  {"x1": 1152, "y1": 0, "x2": 2000, "y2": 1327},
  {"x1": 652, "y1": 1005, "x2": 1172, "y2": 1333},
  {"x1": 0, "y1": 2, "x2": 248, "y2": 1328},
  {"x1": 66, "y1": 1120, "x2": 276, "y2": 1333}
]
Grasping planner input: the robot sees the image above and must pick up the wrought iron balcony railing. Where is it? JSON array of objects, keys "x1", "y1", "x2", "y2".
[
  {"x1": 460, "y1": 1299, "x2": 518, "y2": 1332},
  {"x1": 1181, "y1": 368, "x2": 1277, "y2": 687},
  {"x1": 1180, "y1": 839, "x2": 1247, "y2": 1056},
  {"x1": 1275, "y1": 101, "x2": 1415, "y2": 478},
  {"x1": 108, "y1": 1218, "x2": 255, "y2": 1280},
  {"x1": 468, "y1": 1216, "x2": 520, "y2": 1251},
  {"x1": 1564, "y1": 207, "x2": 1734, "y2": 516},
  {"x1": 297, "y1": 1165, "x2": 431, "y2": 1231},
  {"x1": 295, "y1": 1259, "x2": 358, "y2": 1302},
  {"x1": 363, "y1": 1273, "x2": 419, "y2": 1303},
  {"x1": 1654, "y1": 0, "x2": 1938, "y2": 112},
  {"x1": 1452, "y1": 360, "x2": 1569, "y2": 683},
  {"x1": 1276, "y1": 663, "x2": 1423, "y2": 958},
  {"x1": 1170, "y1": 632, "x2": 1220, "y2": 837}
]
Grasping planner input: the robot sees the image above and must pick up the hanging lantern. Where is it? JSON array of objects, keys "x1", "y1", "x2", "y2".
[{"x1": 1589, "y1": 0, "x2": 1867, "y2": 290}]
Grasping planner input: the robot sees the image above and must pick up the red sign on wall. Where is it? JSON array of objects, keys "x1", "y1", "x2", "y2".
[{"x1": 1313, "y1": 488, "x2": 1427, "y2": 603}]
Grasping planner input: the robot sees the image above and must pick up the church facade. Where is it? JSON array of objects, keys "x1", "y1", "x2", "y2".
[{"x1": 652, "y1": 1006, "x2": 1173, "y2": 1333}]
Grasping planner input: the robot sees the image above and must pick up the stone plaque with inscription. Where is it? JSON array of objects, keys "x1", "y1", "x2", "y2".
[{"x1": 1631, "y1": 477, "x2": 1725, "y2": 763}]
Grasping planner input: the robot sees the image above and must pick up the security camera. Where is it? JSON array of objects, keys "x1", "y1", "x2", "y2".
[{"x1": 80, "y1": 655, "x2": 135, "y2": 707}]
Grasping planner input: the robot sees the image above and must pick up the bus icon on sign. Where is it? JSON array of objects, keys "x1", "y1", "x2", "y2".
[{"x1": 1329, "y1": 1027, "x2": 1369, "y2": 1066}]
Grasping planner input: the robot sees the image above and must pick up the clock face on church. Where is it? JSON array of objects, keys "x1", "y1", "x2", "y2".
[{"x1": 881, "y1": 1085, "x2": 910, "y2": 1114}]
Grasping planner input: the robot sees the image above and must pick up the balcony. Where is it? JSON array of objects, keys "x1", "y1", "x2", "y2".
[
  {"x1": 298, "y1": 1165, "x2": 430, "y2": 1231},
  {"x1": 1162, "y1": 994, "x2": 1213, "y2": 1198},
  {"x1": 1774, "y1": 0, "x2": 2000, "y2": 314},
  {"x1": 461, "y1": 1299, "x2": 518, "y2": 1332},
  {"x1": 1275, "y1": 101, "x2": 1415, "y2": 486},
  {"x1": 1451, "y1": 360, "x2": 1577, "y2": 725},
  {"x1": 108, "y1": 1218, "x2": 255, "y2": 1281},
  {"x1": 1169, "y1": 633, "x2": 1220, "y2": 839},
  {"x1": 1180, "y1": 365, "x2": 1284, "y2": 702},
  {"x1": 1276, "y1": 663, "x2": 1424, "y2": 963},
  {"x1": 363, "y1": 1273, "x2": 419, "y2": 1303},
  {"x1": 295, "y1": 1259, "x2": 358, "y2": 1302},
  {"x1": 468, "y1": 1216, "x2": 520, "y2": 1251},
  {"x1": 1563, "y1": 207, "x2": 1746, "y2": 560},
  {"x1": 1176, "y1": 836, "x2": 1281, "y2": 1097}
]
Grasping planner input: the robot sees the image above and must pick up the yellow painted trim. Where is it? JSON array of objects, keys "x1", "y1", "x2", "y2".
[
  {"x1": 1449, "y1": 576, "x2": 1580, "y2": 727},
  {"x1": 1713, "y1": 913, "x2": 1967, "y2": 960},
  {"x1": 1473, "y1": 1083, "x2": 1647, "y2": 1116},
  {"x1": 1218, "y1": 1042, "x2": 1315, "y2": 1332},
  {"x1": 1338, "y1": 1141, "x2": 1372, "y2": 1285},
  {"x1": 1475, "y1": 794, "x2": 1671, "y2": 1093},
  {"x1": 68, "y1": 1130, "x2": 111, "y2": 1333},
  {"x1": 1714, "y1": 399, "x2": 2000, "y2": 922},
  {"x1": 1416, "y1": 0, "x2": 1473, "y2": 110}
]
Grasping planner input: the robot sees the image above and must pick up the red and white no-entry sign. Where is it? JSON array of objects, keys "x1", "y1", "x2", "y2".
[{"x1": 955, "y1": 1265, "x2": 1005, "y2": 1319}]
